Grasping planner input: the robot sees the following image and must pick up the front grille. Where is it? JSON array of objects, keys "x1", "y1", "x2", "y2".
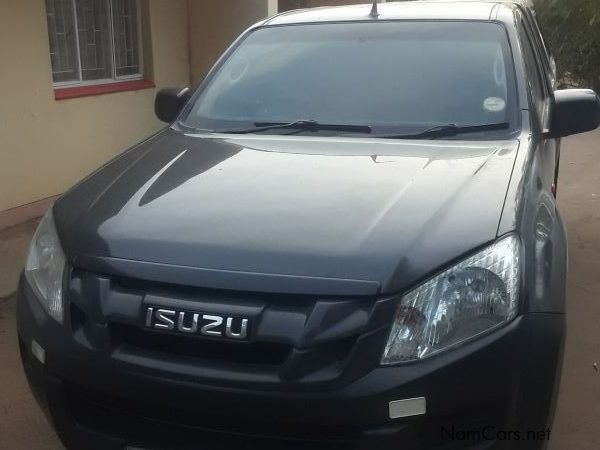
[
  {"x1": 66, "y1": 268, "x2": 393, "y2": 388},
  {"x1": 110, "y1": 324, "x2": 292, "y2": 366},
  {"x1": 66, "y1": 384, "x2": 357, "y2": 450}
]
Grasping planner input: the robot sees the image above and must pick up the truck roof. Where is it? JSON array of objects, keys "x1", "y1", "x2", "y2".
[{"x1": 265, "y1": 1, "x2": 531, "y2": 26}]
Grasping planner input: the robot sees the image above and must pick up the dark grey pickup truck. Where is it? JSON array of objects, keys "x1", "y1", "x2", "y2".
[{"x1": 17, "y1": 1, "x2": 600, "y2": 449}]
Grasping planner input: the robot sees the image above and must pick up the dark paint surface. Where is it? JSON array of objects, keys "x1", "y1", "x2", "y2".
[{"x1": 54, "y1": 130, "x2": 520, "y2": 296}]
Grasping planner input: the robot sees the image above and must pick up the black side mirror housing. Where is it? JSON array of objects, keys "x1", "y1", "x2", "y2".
[
  {"x1": 155, "y1": 87, "x2": 192, "y2": 123},
  {"x1": 550, "y1": 89, "x2": 600, "y2": 138}
]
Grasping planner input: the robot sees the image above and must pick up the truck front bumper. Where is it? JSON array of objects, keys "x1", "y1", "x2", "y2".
[{"x1": 17, "y1": 276, "x2": 564, "y2": 450}]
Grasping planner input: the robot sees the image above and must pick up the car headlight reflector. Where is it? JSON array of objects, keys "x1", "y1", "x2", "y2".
[
  {"x1": 382, "y1": 235, "x2": 520, "y2": 364},
  {"x1": 24, "y1": 208, "x2": 66, "y2": 324}
]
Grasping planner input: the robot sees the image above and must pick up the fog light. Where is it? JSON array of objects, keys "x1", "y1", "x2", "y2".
[
  {"x1": 31, "y1": 340, "x2": 45, "y2": 364},
  {"x1": 389, "y1": 397, "x2": 426, "y2": 419}
]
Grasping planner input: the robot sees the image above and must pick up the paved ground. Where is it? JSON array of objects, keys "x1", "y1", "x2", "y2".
[{"x1": 0, "y1": 130, "x2": 599, "y2": 450}]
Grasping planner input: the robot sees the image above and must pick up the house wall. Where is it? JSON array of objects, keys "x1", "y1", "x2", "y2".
[
  {"x1": 279, "y1": 0, "x2": 366, "y2": 12},
  {"x1": 0, "y1": 0, "x2": 190, "y2": 213}
]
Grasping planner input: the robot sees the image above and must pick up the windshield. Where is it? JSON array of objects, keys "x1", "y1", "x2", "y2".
[{"x1": 180, "y1": 21, "x2": 518, "y2": 139}]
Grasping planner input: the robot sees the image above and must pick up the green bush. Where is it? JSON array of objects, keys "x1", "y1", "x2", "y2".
[{"x1": 535, "y1": 0, "x2": 600, "y2": 91}]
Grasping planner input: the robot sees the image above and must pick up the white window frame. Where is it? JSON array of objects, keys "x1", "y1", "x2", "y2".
[
  {"x1": 268, "y1": 0, "x2": 278, "y2": 16},
  {"x1": 52, "y1": 0, "x2": 144, "y2": 88}
]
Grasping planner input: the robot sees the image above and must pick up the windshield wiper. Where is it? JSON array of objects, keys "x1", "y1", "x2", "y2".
[
  {"x1": 377, "y1": 122, "x2": 511, "y2": 140},
  {"x1": 218, "y1": 120, "x2": 372, "y2": 135}
]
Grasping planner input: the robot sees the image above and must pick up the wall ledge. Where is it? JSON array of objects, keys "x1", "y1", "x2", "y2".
[
  {"x1": 0, "y1": 195, "x2": 60, "y2": 231},
  {"x1": 54, "y1": 79, "x2": 155, "y2": 101}
]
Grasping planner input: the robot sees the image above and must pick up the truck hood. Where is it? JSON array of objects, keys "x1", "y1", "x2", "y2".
[{"x1": 54, "y1": 130, "x2": 520, "y2": 295}]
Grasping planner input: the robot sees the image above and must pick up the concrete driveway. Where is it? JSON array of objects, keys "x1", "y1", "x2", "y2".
[{"x1": 0, "y1": 130, "x2": 599, "y2": 450}]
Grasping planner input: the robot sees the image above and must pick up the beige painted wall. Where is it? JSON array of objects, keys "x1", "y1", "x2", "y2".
[
  {"x1": 279, "y1": 0, "x2": 366, "y2": 12},
  {"x1": 0, "y1": 0, "x2": 190, "y2": 212},
  {"x1": 188, "y1": 0, "x2": 269, "y2": 85}
]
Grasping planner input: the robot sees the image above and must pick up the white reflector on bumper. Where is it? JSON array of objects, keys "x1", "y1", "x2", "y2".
[
  {"x1": 389, "y1": 397, "x2": 426, "y2": 419},
  {"x1": 31, "y1": 340, "x2": 46, "y2": 364}
]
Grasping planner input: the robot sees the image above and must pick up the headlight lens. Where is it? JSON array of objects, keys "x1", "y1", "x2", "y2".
[
  {"x1": 382, "y1": 235, "x2": 520, "y2": 364},
  {"x1": 25, "y1": 208, "x2": 66, "y2": 324}
]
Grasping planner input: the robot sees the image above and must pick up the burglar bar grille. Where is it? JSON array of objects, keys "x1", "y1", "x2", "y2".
[
  {"x1": 112, "y1": 0, "x2": 140, "y2": 76},
  {"x1": 45, "y1": 0, "x2": 142, "y2": 85}
]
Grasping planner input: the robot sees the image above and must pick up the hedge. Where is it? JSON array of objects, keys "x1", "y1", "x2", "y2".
[{"x1": 535, "y1": 0, "x2": 600, "y2": 92}]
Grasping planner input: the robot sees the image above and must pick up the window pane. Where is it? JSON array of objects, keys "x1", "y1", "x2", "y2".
[
  {"x1": 518, "y1": 21, "x2": 545, "y2": 117},
  {"x1": 46, "y1": 0, "x2": 80, "y2": 83},
  {"x1": 111, "y1": 0, "x2": 141, "y2": 77},
  {"x1": 75, "y1": 0, "x2": 113, "y2": 80}
]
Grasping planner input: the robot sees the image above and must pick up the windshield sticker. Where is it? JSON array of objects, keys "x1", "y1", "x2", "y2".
[{"x1": 483, "y1": 97, "x2": 506, "y2": 112}]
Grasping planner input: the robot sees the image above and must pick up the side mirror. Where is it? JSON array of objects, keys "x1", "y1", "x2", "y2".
[
  {"x1": 155, "y1": 87, "x2": 192, "y2": 123},
  {"x1": 550, "y1": 89, "x2": 600, "y2": 138}
]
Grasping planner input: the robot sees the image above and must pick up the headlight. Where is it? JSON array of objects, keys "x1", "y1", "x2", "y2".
[
  {"x1": 382, "y1": 235, "x2": 520, "y2": 364},
  {"x1": 24, "y1": 208, "x2": 66, "y2": 324}
]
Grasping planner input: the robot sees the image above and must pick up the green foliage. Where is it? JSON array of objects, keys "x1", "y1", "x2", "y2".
[{"x1": 534, "y1": 0, "x2": 600, "y2": 91}]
